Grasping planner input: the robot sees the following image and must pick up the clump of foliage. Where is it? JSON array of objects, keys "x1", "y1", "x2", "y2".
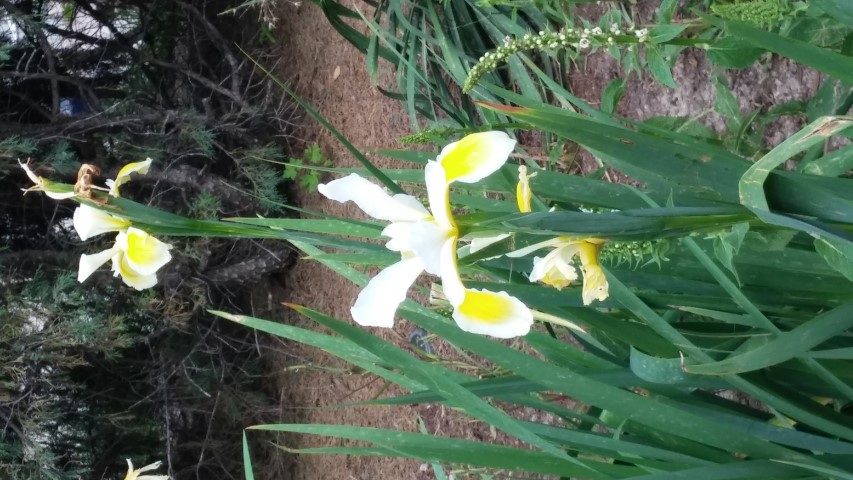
[{"x1": 283, "y1": 143, "x2": 332, "y2": 191}]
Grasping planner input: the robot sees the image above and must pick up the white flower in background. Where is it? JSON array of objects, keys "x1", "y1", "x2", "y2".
[
  {"x1": 509, "y1": 236, "x2": 609, "y2": 305},
  {"x1": 123, "y1": 459, "x2": 169, "y2": 480},
  {"x1": 78, "y1": 227, "x2": 172, "y2": 291},
  {"x1": 18, "y1": 159, "x2": 75, "y2": 199},
  {"x1": 516, "y1": 165, "x2": 536, "y2": 213},
  {"x1": 107, "y1": 157, "x2": 152, "y2": 197},
  {"x1": 320, "y1": 131, "x2": 533, "y2": 338}
]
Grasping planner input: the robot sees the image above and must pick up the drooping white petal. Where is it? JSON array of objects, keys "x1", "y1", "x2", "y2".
[
  {"x1": 407, "y1": 219, "x2": 454, "y2": 275},
  {"x1": 452, "y1": 288, "x2": 533, "y2": 338},
  {"x1": 468, "y1": 233, "x2": 511, "y2": 254},
  {"x1": 438, "y1": 237, "x2": 466, "y2": 306},
  {"x1": 424, "y1": 161, "x2": 454, "y2": 230},
  {"x1": 529, "y1": 252, "x2": 578, "y2": 290},
  {"x1": 437, "y1": 131, "x2": 516, "y2": 184},
  {"x1": 350, "y1": 257, "x2": 424, "y2": 327},
  {"x1": 116, "y1": 227, "x2": 172, "y2": 276},
  {"x1": 73, "y1": 205, "x2": 131, "y2": 241},
  {"x1": 113, "y1": 253, "x2": 159, "y2": 291},
  {"x1": 45, "y1": 191, "x2": 76, "y2": 200},
  {"x1": 318, "y1": 174, "x2": 429, "y2": 222},
  {"x1": 19, "y1": 159, "x2": 40, "y2": 185},
  {"x1": 110, "y1": 158, "x2": 153, "y2": 196},
  {"x1": 505, "y1": 237, "x2": 568, "y2": 258},
  {"x1": 78, "y1": 246, "x2": 119, "y2": 283}
]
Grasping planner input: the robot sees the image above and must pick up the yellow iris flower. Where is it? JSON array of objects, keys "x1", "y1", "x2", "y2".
[{"x1": 319, "y1": 131, "x2": 533, "y2": 338}]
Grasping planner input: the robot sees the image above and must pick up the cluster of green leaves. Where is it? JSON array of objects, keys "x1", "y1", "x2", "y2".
[{"x1": 283, "y1": 143, "x2": 332, "y2": 191}]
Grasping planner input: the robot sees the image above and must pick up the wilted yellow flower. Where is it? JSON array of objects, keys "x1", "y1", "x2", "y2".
[
  {"x1": 123, "y1": 459, "x2": 169, "y2": 480},
  {"x1": 509, "y1": 236, "x2": 609, "y2": 305},
  {"x1": 107, "y1": 158, "x2": 152, "y2": 197},
  {"x1": 18, "y1": 159, "x2": 75, "y2": 199}
]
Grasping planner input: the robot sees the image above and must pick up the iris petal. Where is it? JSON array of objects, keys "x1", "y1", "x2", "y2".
[
  {"x1": 437, "y1": 131, "x2": 516, "y2": 184},
  {"x1": 110, "y1": 158, "x2": 152, "y2": 196},
  {"x1": 117, "y1": 227, "x2": 172, "y2": 276},
  {"x1": 350, "y1": 257, "x2": 424, "y2": 327},
  {"x1": 78, "y1": 246, "x2": 119, "y2": 283},
  {"x1": 452, "y1": 288, "x2": 533, "y2": 338},
  {"x1": 114, "y1": 253, "x2": 159, "y2": 291},
  {"x1": 407, "y1": 220, "x2": 454, "y2": 276},
  {"x1": 318, "y1": 173, "x2": 429, "y2": 222},
  {"x1": 73, "y1": 205, "x2": 131, "y2": 241},
  {"x1": 424, "y1": 162, "x2": 454, "y2": 230}
]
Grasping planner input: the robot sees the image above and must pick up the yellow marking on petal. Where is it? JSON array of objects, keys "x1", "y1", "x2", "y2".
[
  {"x1": 110, "y1": 158, "x2": 152, "y2": 196},
  {"x1": 457, "y1": 290, "x2": 515, "y2": 324},
  {"x1": 125, "y1": 229, "x2": 162, "y2": 266},
  {"x1": 439, "y1": 132, "x2": 511, "y2": 183}
]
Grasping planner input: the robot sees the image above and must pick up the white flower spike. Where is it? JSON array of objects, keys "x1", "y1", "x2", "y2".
[{"x1": 123, "y1": 459, "x2": 169, "y2": 480}]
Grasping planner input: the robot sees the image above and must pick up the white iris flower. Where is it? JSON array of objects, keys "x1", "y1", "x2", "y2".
[
  {"x1": 320, "y1": 131, "x2": 533, "y2": 338},
  {"x1": 78, "y1": 226, "x2": 172, "y2": 291}
]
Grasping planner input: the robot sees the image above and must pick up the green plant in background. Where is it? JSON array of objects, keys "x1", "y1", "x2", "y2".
[
  {"x1": 283, "y1": 143, "x2": 332, "y2": 191},
  {"x1": 711, "y1": 0, "x2": 800, "y2": 27}
]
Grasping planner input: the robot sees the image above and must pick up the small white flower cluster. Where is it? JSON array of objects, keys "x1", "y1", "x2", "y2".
[{"x1": 464, "y1": 24, "x2": 653, "y2": 93}]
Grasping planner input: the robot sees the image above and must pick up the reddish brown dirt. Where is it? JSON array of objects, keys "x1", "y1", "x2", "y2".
[{"x1": 258, "y1": 3, "x2": 456, "y2": 479}]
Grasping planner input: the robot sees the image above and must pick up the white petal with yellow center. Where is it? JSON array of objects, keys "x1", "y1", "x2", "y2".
[
  {"x1": 318, "y1": 173, "x2": 429, "y2": 222},
  {"x1": 350, "y1": 256, "x2": 424, "y2": 327},
  {"x1": 116, "y1": 227, "x2": 172, "y2": 276},
  {"x1": 452, "y1": 288, "x2": 533, "y2": 338},
  {"x1": 73, "y1": 204, "x2": 131, "y2": 241},
  {"x1": 109, "y1": 158, "x2": 153, "y2": 197},
  {"x1": 113, "y1": 253, "x2": 159, "y2": 291},
  {"x1": 437, "y1": 131, "x2": 516, "y2": 184}
]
